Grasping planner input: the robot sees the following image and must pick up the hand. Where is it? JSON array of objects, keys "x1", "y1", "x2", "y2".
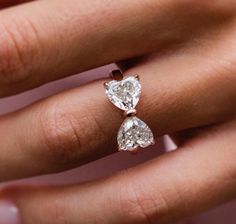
[{"x1": 1, "y1": 0, "x2": 236, "y2": 223}]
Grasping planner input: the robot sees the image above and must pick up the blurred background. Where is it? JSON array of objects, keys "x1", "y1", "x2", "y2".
[{"x1": 0, "y1": 65, "x2": 235, "y2": 223}]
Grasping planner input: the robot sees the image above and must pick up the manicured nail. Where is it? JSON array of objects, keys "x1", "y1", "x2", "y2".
[{"x1": 0, "y1": 200, "x2": 21, "y2": 224}]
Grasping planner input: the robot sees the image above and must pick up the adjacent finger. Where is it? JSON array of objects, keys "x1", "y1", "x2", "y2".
[
  {"x1": 0, "y1": 0, "x2": 234, "y2": 96},
  {"x1": 1, "y1": 41, "x2": 236, "y2": 181},
  {"x1": 3, "y1": 119, "x2": 236, "y2": 224},
  {"x1": 169, "y1": 129, "x2": 202, "y2": 147}
]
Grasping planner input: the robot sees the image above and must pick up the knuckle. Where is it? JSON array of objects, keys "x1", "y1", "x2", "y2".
[
  {"x1": 0, "y1": 16, "x2": 42, "y2": 85},
  {"x1": 122, "y1": 194, "x2": 155, "y2": 224},
  {"x1": 117, "y1": 176, "x2": 162, "y2": 224},
  {"x1": 39, "y1": 104, "x2": 83, "y2": 164},
  {"x1": 38, "y1": 101, "x2": 106, "y2": 165},
  {"x1": 116, "y1": 171, "x2": 175, "y2": 224}
]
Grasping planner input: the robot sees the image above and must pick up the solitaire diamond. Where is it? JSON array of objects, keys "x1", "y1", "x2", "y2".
[
  {"x1": 117, "y1": 116, "x2": 154, "y2": 151},
  {"x1": 105, "y1": 76, "x2": 141, "y2": 111}
]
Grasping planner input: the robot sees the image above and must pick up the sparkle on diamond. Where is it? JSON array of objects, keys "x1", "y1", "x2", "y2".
[
  {"x1": 105, "y1": 76, "x2": 141, "y2": 111},
  {"x1": 117, "y1": 116, "x2": 154, "y2": 151}
]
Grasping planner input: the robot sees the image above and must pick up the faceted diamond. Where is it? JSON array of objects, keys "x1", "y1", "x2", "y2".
[
  {"x1": 105, "y1": 76, "x2": 141, "y2": 111},
  {"x1": 117, "y1": 116, "x2": 154, "y2": 151}
]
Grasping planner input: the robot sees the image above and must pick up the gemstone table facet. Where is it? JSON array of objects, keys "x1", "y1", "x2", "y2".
[
  {"x1": 105, "y1": 76, "x2": 141, "y2": 111},
  {"x1": 117, "y1": 116, "x2": 154, "y2": 151}
]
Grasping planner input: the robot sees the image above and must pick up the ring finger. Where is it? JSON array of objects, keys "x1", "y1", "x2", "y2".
[{"x1": 0, "y1": 39, "x2": 236, "y2": 181}]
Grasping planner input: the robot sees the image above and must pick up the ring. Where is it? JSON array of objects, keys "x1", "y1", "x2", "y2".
[{"x1": 104, "y1": 70, "x2": 155, "y2": 152}]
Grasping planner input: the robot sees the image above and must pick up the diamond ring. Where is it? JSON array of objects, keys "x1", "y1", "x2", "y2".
[{"x1": 104, "y1": 70, "x2": 155, "y2": 152}]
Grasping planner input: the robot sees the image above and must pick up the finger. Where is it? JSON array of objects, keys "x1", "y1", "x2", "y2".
[
  {"x1": 1, "y1": 40, "x2": 236, "y2": 181},
  {"x1": 169, "y1": 128, "x2": 202, "y2": 147},
  {"x1": 0, "y1": 0, "x2": 234, "y2": 96},
  {"x1": 3, "y1": 120, "x2": 236, "y2": 224},
  {"x1": 0, "y1": 0, "x2": 32, "y2": 9}
]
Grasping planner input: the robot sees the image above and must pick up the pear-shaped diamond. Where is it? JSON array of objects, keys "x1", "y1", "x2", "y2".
[
  {"x1": 105, "y1": 76, "x2": 141, "y2": 111},
  {"x1": 117, "y1": 116, "x2": 154, "y2": 151}
]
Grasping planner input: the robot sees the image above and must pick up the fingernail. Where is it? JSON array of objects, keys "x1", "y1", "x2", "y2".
[{"x1": 0, "y1": 200, "x2": 21, "y2": 224}]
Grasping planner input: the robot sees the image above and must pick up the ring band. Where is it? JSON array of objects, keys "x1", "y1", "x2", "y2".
[{"x1": 104, "y1": 70, "x2": 155, "y2": 152}]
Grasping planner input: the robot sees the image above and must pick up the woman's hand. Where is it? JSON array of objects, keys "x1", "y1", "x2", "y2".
[{"x1": 1, "y1": 0, "x2": 236, "y2": 223}]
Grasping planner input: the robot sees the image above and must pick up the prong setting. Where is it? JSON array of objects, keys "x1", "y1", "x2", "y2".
[
  {"x1": 124, "y1": 109, "x2": 137, "y2": 117},
  {"x1": 103, "y1": 82, "x2": 110, "y2": 90},
  {"x1": 131, "y1": 147, "x2": 140, "y2": 154},
  {"x1": 105, "y1": 70, "x2": 155, "y2": 152}
]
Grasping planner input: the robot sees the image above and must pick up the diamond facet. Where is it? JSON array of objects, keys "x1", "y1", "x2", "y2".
[
  {"x1": 117, "y1": 116, "x2": 154, "y2": 151},
  {"x1": 105, "y1": 76, "x2": 141, "y2": 111}
]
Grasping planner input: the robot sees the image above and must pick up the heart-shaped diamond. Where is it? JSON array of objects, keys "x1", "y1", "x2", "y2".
[
  {"x1": 117, "y1": 116, "x2": 154, "y2": 151},
  {"x1": 105, "y1": 76, "x2": 141, "y2": 111}
]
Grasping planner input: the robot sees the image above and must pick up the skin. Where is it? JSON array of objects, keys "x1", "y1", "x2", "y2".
[{"x1": 0, "y1": 0, "x2": 236, "y2": 223}]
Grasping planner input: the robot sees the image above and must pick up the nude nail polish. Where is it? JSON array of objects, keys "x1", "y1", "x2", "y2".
[{"x1": 0, "y1": 200, "x2": 21, "y2": 224}]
